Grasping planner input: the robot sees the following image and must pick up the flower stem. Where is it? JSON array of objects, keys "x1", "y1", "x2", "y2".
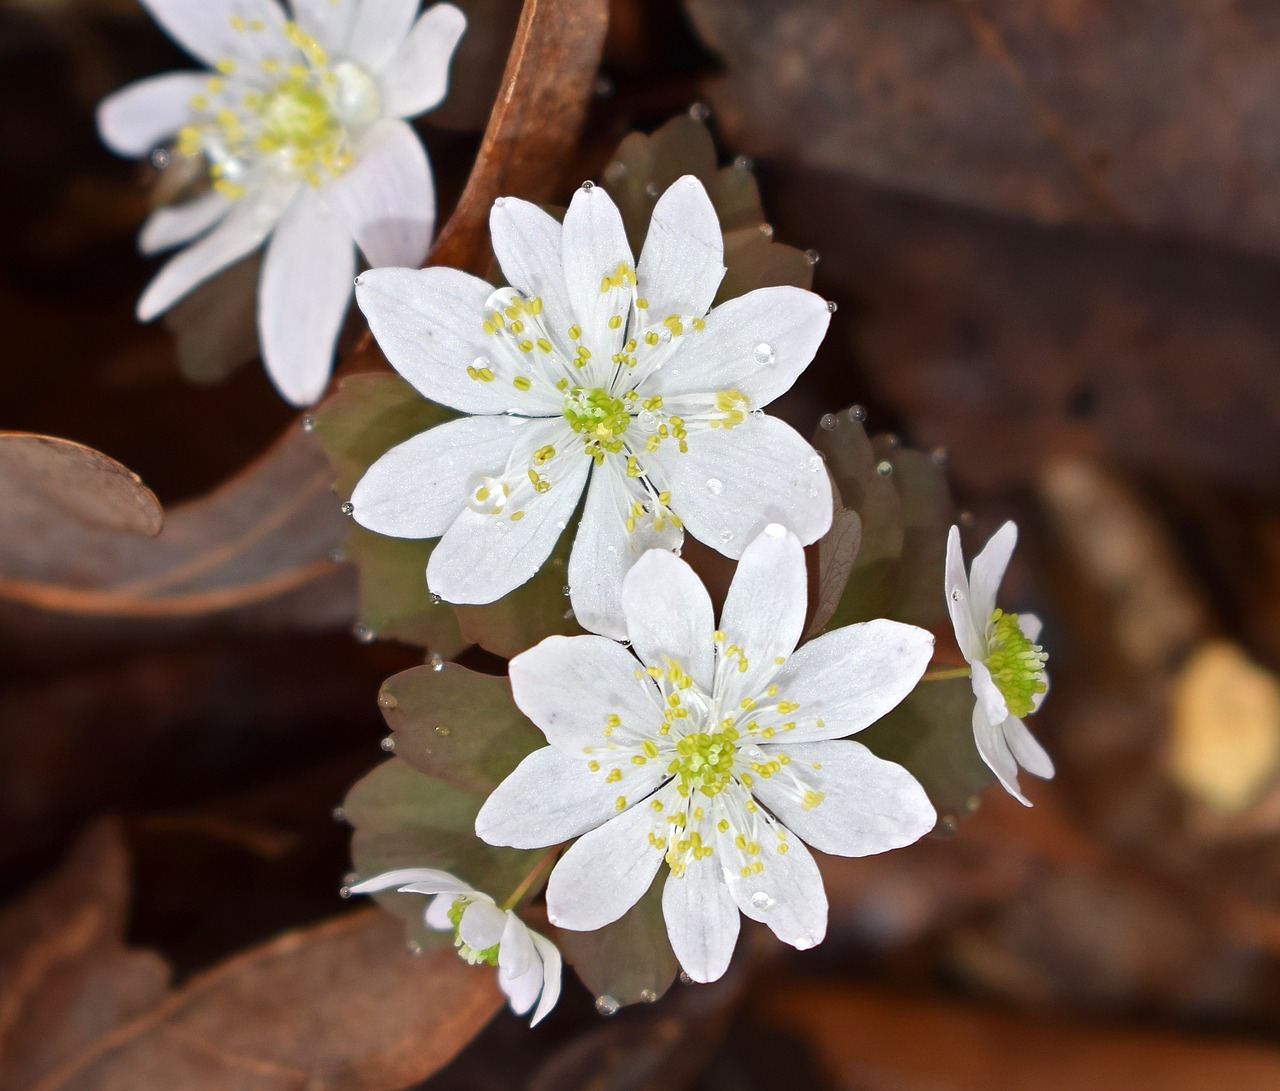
[
  {"x1": 501, "y1": 846, "x2": 559, "y2": 912},
  {"x1": 922, "y1": 666, "x2": 972, "y2": 682}
]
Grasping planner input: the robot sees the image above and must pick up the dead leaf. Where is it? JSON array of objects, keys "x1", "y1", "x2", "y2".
[{"x1": 0, "y1": 432, "x2": 161, "y2": 536}]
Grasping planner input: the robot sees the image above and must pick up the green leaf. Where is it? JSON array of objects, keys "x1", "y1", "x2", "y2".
[
  {"x1": 556, "y1": 868, "x2": 678, "y2": 1008},
  {"x1": 380, "y1": 662, "x2": 543, "y2": 793},
  {"x1": 856, "y1": 678, "x2": 994, "y2": 824}
]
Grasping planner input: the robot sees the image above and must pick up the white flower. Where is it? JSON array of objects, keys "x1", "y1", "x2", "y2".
[
  {"x1": 97, "y1": 0, "x2": 466, "y2": 405},
  {"x1": 349, "y1": 176, "x2": 834, "y2": 638},
  {"x1": 349, "y1": 867, "x2": 562, "y2": 1026},
  {"x1": 475, "y1": 525, "x2": 936, "y2": 984},
  {"x1": 945, "y1": 521, "x2": 1054, "y2": 806}
]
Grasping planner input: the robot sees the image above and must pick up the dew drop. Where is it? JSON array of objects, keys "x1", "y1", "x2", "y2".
[
  {"x1": 555, "y1": 520, "x2": 567, "y2": 531},
  {"x1": 580, "y1": 179, "x2": 595, "y2": 191},
  {"x1": 848, "y1": 404, "x2": 867, "y2": 422},
  {"x1": 562, "y1": 584, "x2": 572, "y2": 597},
  {"x1": 659, "y1": 328, "x2": 673, "y2": 343},
  {"x1": 931, "y1": 446, "x2": 950, "y2": 466},
  {"x1": 640, "y1": 988, "x2": 658, "y2": 1003},
  {"x1": 328, "y1": 548, "x2": 346, "y2": 564},
  {"x1": 876, "y1": 460, "x2": 894, "y2": 477},
  {"x1": 406, "y1": 941, "x2": 423, "y2": 956},
  {"x1": 803, "y1": 248, "x2": 820, "y2": 266},
  {"x1": 434, "y1": 724, "x2": 452, "y2": 737},
  {"x1": 826, "y1": 300, "x2": 838, "y2": 314},
  {"x1": 428, "y1": 592, "x2": 443, "y2": 605},
  {"x1": 300, "y1": 415, "x2": 315, "y2": 433},
  {"x1": 494, "y1": 196, "x2": 506, "y2": 206},
  {"x1": 706, "y1": 477, "x2": 724, "y2": 496},
  {"x1": 377, "y1": 692, "x2": 398, "y2": 710},
  {"x1": 807, "y1": 454, "x2": 824, "y2": 472},
  {"x1": 819, "y1": 413, "x2": 837, "y2": 430},
  {"x1": 380, "y1": 736, "x2": 396, "y2": 752},
  {"x1": 595, "y1": 995, "x2": 620, "y2": 1016},
  {"x1": 339, "y1": 885, "x2": 352, "y2": 899},
  {"x1": 758, "y1": 223, "x2": 774, "y2": 239},
  {"x1": 720, "y1": 529, "x2": 733, "y2": 544},
  {"x1": 753, "y1": 342, "x2": 775, "y2": 365},
  {"x1": 353, "y1": 274, "x2": 364, "y2": 287},
  {"x1": 688, "y1": 101, "x2": 711, "y2": 122},
  {"x1": 637, "y1": 408, "x2": 658, "y2": 431},
  {"x1": 733, "y1": 154, "x2": 753, "y2": 171},
  {"x1": 150, "y1": 146, "x2": 171, "y2": 170},
  {"x1": 679, "y1": 971, "x2": 693, "y2": 984},
  {"x1": 428, "y1": 652, "x2": 445, "y2": 671},
  {"x1": 796, "y1": 931, "x2": 818, "y2": 950},
  {"x1": 644, "y1": 181, "x2": 660, "y2": 198},
  {"x1": 352, "y1": 623, "x2": 375, "y2": 643},
  {"x1": 473, "y1": 353, "x2": 492, "y2": 370},
  {"x1": 750, "y1": 890, "x2": 774, "y2": 911},
  {"x1": 341, "y1": 501, "x2": 355, "y2": 516},
  {"x1": 950, "y1": 589, "x2": 963, "y2": 602},
  {"x1": 331, "y1": 806, "x2": 347, "y2": 823}
]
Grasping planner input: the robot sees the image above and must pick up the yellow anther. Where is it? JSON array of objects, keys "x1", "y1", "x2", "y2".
[
  {"x1": 513, "y1": 376, "x2": 532, "y2": 391},
  {"x1": 606, "y1": 768, "x2": 622, "y2": 783},
  {"x1": 635, "y1": 297, "x2": 649, "y2": 309},
  {"x1": 608, "y1": 315, "x2": 622, "y2": 330},
  {"x1": 615, "y1": 796, "x2": 627, "y2": 810},
  {"x1": 509, "y1": 511, "x2": 525, "y2": 522},
  {"x1": 587, "y1": 760, "x2": 600, "y2": 772},
  {"x1": 568, "y1": 324, "x2": 581, "y2": 340}
]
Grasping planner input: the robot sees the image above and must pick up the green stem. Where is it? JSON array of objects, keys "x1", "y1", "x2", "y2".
[
  {"x1": 501, "y1": 846, "x2": 559, "y2": 912},
  {"x1": 922, "y1": 666, "x2": 972, "y2": 682}
]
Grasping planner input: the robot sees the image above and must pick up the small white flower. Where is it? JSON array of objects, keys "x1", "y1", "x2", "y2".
[
  {"x1": 475, "y1": 525, "x2": 936, "y2": 984},
  {"x1": 349, "y1": 867, "x2": 561, "y2": 1026},
  {"x1": 945, "y1": 521, "x2": 1054, "y2": 806},
  {"x1": 349, "y1": 176, "x2": 834, "y2": 638},
  {"x1": 97, "y1": 0, "x2": 466, "y2": 405}
]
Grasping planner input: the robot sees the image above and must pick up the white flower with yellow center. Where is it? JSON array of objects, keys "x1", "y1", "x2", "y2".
[
  {"x1": 945, "y1": 521, "x2": 1054, "y2": 806},
  {"x1": 349, "y1": 868, "x2": 561, "y2": 1026},
  {"x1": 349, "y1": 176, "x2": 834, "y2": 638},
  {"x1": 475, "y1": 525, "x2": 936, "y2": 983},
  {"x1": 97, "y1": 0, "x2": 466, "y2": 405}
]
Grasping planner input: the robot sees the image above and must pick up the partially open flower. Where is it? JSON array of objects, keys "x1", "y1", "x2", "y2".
[
  {"x1": 97, "y1": 0, "x2": 466, "y2": 405},
  {"x1": 945, "y1": 521, "x2": 1054, "y2": 806},
  {"x1": 348, "y1": 868, "x2": 561, "y2": 1026},
  {"x1": 476, "y1": 525, "x2": 936, "y2": 984}
]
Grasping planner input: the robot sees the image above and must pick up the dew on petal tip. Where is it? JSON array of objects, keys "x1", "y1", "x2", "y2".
[
  {"x1": 826, "y1": 300, "x2": 838, "y2": 314},
  {"x1": 876, "y1": 460, "x2": 894, "y2": 477},
  {"x1": 428, "y1": 653, "x2": 445, "y2": 671},
  {"x1": 595, "y1": 995, "x2": 620, "y2": 1016},
  {"x1": 353, "y1": 275, "x2": 364, "y2": 287},
  {"x1": 819, "y1": 413, "x2": 837, "y2": 430},
  {"x1": 428, "y1": 592, "x2": 442, "y2": 605},
  {"x1": 706, "y1": 477, "x2": 724, "y2": 496},
  {"x1": 494, "y1": 196, "x2": 506, "y2": 206},
  {"x1": 331, "y1": 806, "x2": 346, "y2": 823},
  {"x1": 339, "y1": 886, "x2": 352, "y2": 899},
  {"x1": 720, "y1": 530, "x2": 734, "y2": 544},
  {"x1": 750, "y1": 890, "x2": 774, "y2": 911},
  {"x1": 807, "y1": 455, "x2": 824, "y2": 472},
  {"x1": 848, "y1": 404, "x2": 867, "y2": 421},
  {"x1": 640, "y1": 989, "x2": 658, "y2": 1003},
  {"x1": 562, "y1": 585, "x2": 572, "y2": 596},
  {"x1": 352, "y1": 623, "x2": 375, "y2": 643},
  {"x1": 688, "y1": 101, "x2": 711, "y2": 122},
  {"x1": 580, "y1": 179, "x2": 595, "y2": 191},
  {"x1": 753, "y1": 342, "x2": 775, "y2": 365},
  {"x1": 733, "y1": 154, "x2": 753, "y2": 171},
  {"x1": 341, "y1": 502, "x2": 354, "y2": 516},
  {"x1": 380, "y1": 736, "x2": 396, "y2": 752},
  {"x1": 434, "y1": 724, "x2": 451, "y2": 736},
  {"x1": 679, "y1": 971, "x2": 693, "y2": 984},
  {"x1": 378, "y1": 692, "x2": 398, "y2": 710},
  {"x1": 804, "y1": 248, "x2": 820, "y2": 266}
]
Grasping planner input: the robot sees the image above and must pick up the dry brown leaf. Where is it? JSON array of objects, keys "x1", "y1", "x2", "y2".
[
  {"x1": 756, "y1": 981, "x2": 1280, "y2": 1090},
  {"x1": 428, "y1": 0, "x2": 610, "y2": 274},
  {"x1": 0, "y1": 433, "x2": 161, "y2": 537},
  {"x1": 0, "y1": 820, "x2": 169, "y2": 1091},
  {"x1": 31, "y1": 908, "x2": 502, "y2": 1091}
]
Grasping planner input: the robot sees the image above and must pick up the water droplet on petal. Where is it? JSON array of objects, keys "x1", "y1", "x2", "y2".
[
  {"x1": 377, "y1": 692, "x2": 398, "y2": 710},
  {"x1": 473, "y1": 354, "x2": 492, "y2": 370},
  {"x1": 951, "y1": 589, "x2": 963, "y2": 603},
  {"x1": 733, "y1": 154, "x2": 753, "y2": 171},
  {"x1": 759, "y1": 223, "x2": 774, "y2": 239},
  {"x1": 826, "y1": 300, "x2": 838, "y2": 314},
  {"x1": 876, "y1": 460, "x2": 894, "y2": 477},
  {"x1": 562, "y1": 585, "x2": 572, "y2": 596},
  {"x1": 807, "y1": 455, "x2": 823, "y2": 472},
  {"x1": 580, "y1": 179, "x2": 595, "y2": 191},
  {"x1": 555, "y1": 520, "x2": 567, "y2": 530},
  {"x1": 339, "y1": 885, "x2": 352, "y2": 899},
  {"x1": 679, "y1": 971, "x2": 693, "y2": 984},
  {"x1": 352, "y1": 623, "x2": 375, "y2": 643},
  {"x1": 406, "y1": 941, "x2": 423, "y2": 956},
  {"x1": 640, "y1": 988, "x2": 658, "y2": 1003},
  {"x1": 341, "y1": 501, "x2": 355, "y2": 516},
  {"x1": 331, "y1": 806, "x2": 347, "y2": 823},
  {"x1": 428, "y1": 592, "x2": 442, "y2": 605},
  {"x1": 380, "y1": 736, "x2": 396, "y2": 752},
  {"x1": 660, "y1": 328, "x2": 673, "y2": 343},
  {"x1": 819, "y1": 413, "x2": 837, "y2": 430},
  {"x1": 595, "y1": 995, "x2": 620, "y2": 1016},
  {"x1": 434, "y1": 724, "x2": 451, "y2": 736},
  {"x1": 300, "y1": 415, "x2": 315, "y2": 433},
  {"x1": 753, "y1": 342, "x2": 775, "y2": 365},
  {"x1": 494, "y1": 196, "x2": 506, "y2": 207},
  {"x1": 688, "y1": 101, "x2": 711, "y2": 122},
  {"x1": 428, "y1": 652, "x2": 445, "y2": 671},
  {"x1": 750, "y1": 890, "x2": 774, "y2": 911},
  {"x1": 706, "y1": 478, "x2": 723, "y2": 496},
  {"x1": 720, "y1": 529, "x2": 733, "y2": 544},
  {"x1": 804, "y1": 249, "x2": 820, "y2": 266},
  {"x1": 848, "y1": 404, "x2": 867, "y2": 421}
]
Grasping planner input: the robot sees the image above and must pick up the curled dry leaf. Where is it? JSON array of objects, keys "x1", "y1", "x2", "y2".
[{"x1": 0, "y1": 432, "x2": 161, "y2": 537}]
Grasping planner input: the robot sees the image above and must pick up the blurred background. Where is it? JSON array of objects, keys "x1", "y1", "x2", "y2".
[{"x1": 3, "y1": 0, "x2": 1280, "y2": 1087}]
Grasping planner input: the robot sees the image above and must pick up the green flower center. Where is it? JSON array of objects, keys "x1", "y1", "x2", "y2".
[
  {"x1": 259, "y1": 83, "x2": 340, "y2": 152},
  {"x1": 983, "y1": 609, "x2": 1048, "y2": 718},
  {"x1": 669, "y1": 728, "x2": 739, "y2": 798},
  {"x1": 562, "y1": 386, "x2": 630, "y2": 462},
  {"x1": 446, "y1": 897, "x2": 500, "y2": 967}
]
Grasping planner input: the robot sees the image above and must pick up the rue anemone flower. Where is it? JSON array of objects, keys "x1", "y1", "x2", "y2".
[
  {"x1": 475, "y1": 525, "x2": 936, "y2": 983},
  {"x1": 348, "y1": 868, "x2": 561, "y2": 1026},
  {"x1": 348, "y1": 175, "x2": 834, "y2": 638},
  {"x1": 98, "y1": 0, "x2": 466, "y2": 405},
  {"x1": 945, "y1": 521, "x2": 1054, "y2": 806}
]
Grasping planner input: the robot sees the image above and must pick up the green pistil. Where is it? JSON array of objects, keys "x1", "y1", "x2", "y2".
[
  {"x1": 669, "y1": 728, "x2": 739, "y2": 798},
  {"x1": 983, "y1": 609, "x2": 1048, "y2": 718},
  {"x1": 446, "y1": 897, "x2": 500, "y2": 967},
  {"x1": 563, "y1": 387, "x2": 629, "y2": 461}
]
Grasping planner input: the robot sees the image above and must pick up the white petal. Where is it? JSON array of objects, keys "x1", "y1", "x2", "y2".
[
  {"x1": 97, "y1": 72, "x2": 207, "y2": 157},
  {"x1": 649, "y1": 414, "x2": 832, "y2": 559},
  {"x1": 351, "y1": 415, "x2": 529, "y2": 539},
  {"x1": 137, "y1": 176, "x2": 294, "y2": 320},
  {"x1": 973, "y1": 703, "x2": 1030, "y2": 806},
  {"x1": 325, "y1": 118, "x2": 432, "y2": 269},
  {"x1": 138, "y1": 0, "x2": 288, "y2": 70},
  {"x1": 971, "y1": 660, "x2": 1011, "y2": 728},
  {"x1": 497, "y1": 911, "x2": 536, "y2": 980},
  {"x1": 968, "y1": 520, "x2": 1018, "y2": 630},
  {"x1": 768, "y1": 619, "x2": 934, "y2": 744},
  {"x1": 1018, "y1": 612, "x2": 1043, "y2": 643},
  {"x1": 1004, "y1": 716, "x2": 1055, "y2": 780},
  {"x1": 424, "y1": 893, "x2": 455, "y2": 930},
  {"x1": 346, "y1": 0, "x2": 418, "y2": 72},
  {"x1": 458, "y1": 898, "x2": 506, "y2": 949},
  {"x1": 257, "y1": 189, "x2": 353, "y2": 405},
  {"x1": 347, "y1": 867, "x2": 474, "y2": 896},
  {"x1": 945, "y1": 525, "x2": 984, "y2": 663},
  {"x1": 620, "y1": 549, "x2": 714, "y2": 691},
  {"x1": 661, "y1": 862, "x2": 739, "y2": 984},
  {"x1": 635, "y1": 175, "x2": 725, "y2": 322},
  {"x1": 644, "y1": 287, "x2": 830, "y2": 408},
  {"x1": 354, "y1": 266, "x2": 510, "y2": 413},
  {"x1": 490, "y1": 198, "x2": 575, "y2": 351},
  {"x1": 291, "y1": 0, "x2": 356, "y2": 54},
  {"x1": 509, "y1": 634, "x2": 660, "y2": 754},
  {"x1": 719, "y1": 817, "x2": 826, "y2": 951},
  {"x1": 380, "y1": 3, "x2": 467, "y2": 118},
  {"x1": 426, "y1": 439, "x2": 589, "y2": 604},
  {"x1": 499, "y1": 957, "x2": 543, "y2": 1016},
  {"x1": 560, "y1": 183, "x2": 633, "y2": 360},
  {"x1": 528, "y1": 931, "x2": 562, "y2": 1026},
  {"x1": 139, "y1": 190, "x2": 232, "y2": 254},
  {"x1": 716, "y1": 524, "x2": 807, "y2": 707},
  {"x1": 753, "y1": 740, "x2": 935, "y2": 856},
  {"x1": 476, "y1": 745, "x2": 665, "y2": 849},
  {"x1": 569, "y1": 463, "x2": 684, "y2": 643},
  {"x1": 545, "y1": 801, "x2": 665, "y2": 931}
]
